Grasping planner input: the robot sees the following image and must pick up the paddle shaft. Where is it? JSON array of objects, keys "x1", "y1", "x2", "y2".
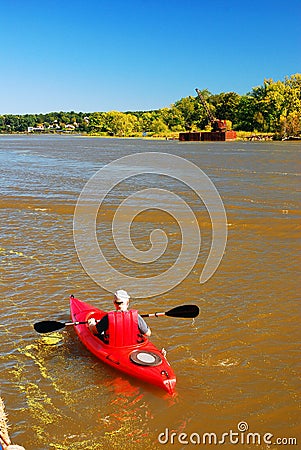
[
  {"x1": 64, "y1": 314, "x2": 165, "y2": 326},
  {"x1": 70, "y1": 311, "x2": 169, "y2": 323},
  {"x1": 65, "y1": 321, "x2": 88, "y2": 326},
  {"x1": 141, "y1": 312, "x2": 165, "y2": 318}
]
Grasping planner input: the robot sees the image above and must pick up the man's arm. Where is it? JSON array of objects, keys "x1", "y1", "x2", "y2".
[
  {"x1": 138, "y1": 315, "x2": 151, "y2": 336},
  {"x1": 88, "y1": 315, "x2": 108, "y2": 335}
]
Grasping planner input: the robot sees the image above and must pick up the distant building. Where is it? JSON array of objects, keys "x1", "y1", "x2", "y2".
[{"x1": 28, "y1": 126, "x2": 45, "y2": 132}]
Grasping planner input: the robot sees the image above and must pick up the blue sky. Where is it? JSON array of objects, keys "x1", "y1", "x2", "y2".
[{"x1": 1, "y1": 0, "x2": 300, "y2": 114}]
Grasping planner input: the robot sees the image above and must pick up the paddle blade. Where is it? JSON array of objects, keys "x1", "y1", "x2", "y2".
[
  {"x1": 165, "y1": 304, "x2": 199, "y2": 319},
  {"x1": 34, "y1": 320, "x2": 66, "y2": 334}
]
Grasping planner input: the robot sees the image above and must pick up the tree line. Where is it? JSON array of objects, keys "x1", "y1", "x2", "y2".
[{"x1": 0, "y1": 74, "x2": 300, "y2": 138}]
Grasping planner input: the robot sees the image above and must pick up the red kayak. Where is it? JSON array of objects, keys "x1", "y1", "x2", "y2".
[{"x1": 70, "y1": 296, "x2": 176, "y2": 395}]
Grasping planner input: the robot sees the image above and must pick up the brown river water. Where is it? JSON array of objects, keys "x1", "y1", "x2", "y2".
[{"x1": 0, "y1": 136, "x2": 300, "y2": 449}]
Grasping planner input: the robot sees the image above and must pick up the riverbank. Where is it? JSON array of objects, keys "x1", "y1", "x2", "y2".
[
  {"x1": 1, "y1": 129, "x2": 301, "y2": 142},
  {"x1": 2, "y1": 130, "x2": 300, "y2": 141}
]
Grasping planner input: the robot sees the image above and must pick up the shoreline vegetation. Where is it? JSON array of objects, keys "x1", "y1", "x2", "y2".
[{"x1": 1, "y1": 74, "x2": 300, "y2": 140}]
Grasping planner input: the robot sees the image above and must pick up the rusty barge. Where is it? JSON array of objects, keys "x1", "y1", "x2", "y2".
[
  {"x1": 179, "y1": 130, "x2": 237, "y2": 141},
  {"x1": 179, "y1": 88, "x2": 237, "y2": 142}
]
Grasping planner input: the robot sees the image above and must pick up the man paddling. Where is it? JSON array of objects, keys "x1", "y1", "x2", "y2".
[{"x1": 88, "y1": 290, "x2": 151, "y2": 344}]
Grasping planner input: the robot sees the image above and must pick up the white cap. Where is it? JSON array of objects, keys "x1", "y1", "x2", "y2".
[{"x1": 114, "y1": 289, "x2": 130, "y2": 303}]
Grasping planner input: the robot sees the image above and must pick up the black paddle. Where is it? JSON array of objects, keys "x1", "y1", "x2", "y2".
[
  {"x1": 142, "y1": 305, "x2": 199, "y2": 319},
  {"x1": 34, "y1": 304, "x2": 199, "y2": 334}
]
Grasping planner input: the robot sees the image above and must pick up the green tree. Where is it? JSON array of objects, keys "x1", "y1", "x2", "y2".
[
  {"x1": 253, "y1": 111, "x2": 265, "y2": 131},
  {"x1": 139, "y1": 111, "x2": 158, "y2": 133},
  {"x1": 235, "y1": 95, "x2": 258, "y2": 131},
  {"x1": 102, "y1": 111, "x2": 138, "y2": 136},
  {"x1": 174, "y1": 96, "x2": 202, "y2": 130},
  {"x1": 279, "y1": 111, "x2": 301, "y2": 137},
  {"x1": 88, "y1": 112, "x2": 105, "y2": 133},
  {"x1": 159, "y1": 106, "x2": 185, "y2": 131},
  {"x1": 149, "y1": 117, "x2": 169, "y2": 134},
  {"x1": 281, "y1": 74, "x2": 301, "y2": 136},
  {"x1": 284, "y1": 73, "x2": 301, "y2": 112},
  {"x1": 210, "y1": 92, "x2": 241, "y2": 124},
  {"x1": 253, "y1": 79, "x2": 286, "y2": 132},
  {"x1": 0, "y1": 116, "x2": 5, "y2": 132}
]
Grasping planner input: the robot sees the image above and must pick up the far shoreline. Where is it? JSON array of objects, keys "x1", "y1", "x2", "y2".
[{"x1": 0, "y1": 131, "x2": 295, "y2": 142}]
